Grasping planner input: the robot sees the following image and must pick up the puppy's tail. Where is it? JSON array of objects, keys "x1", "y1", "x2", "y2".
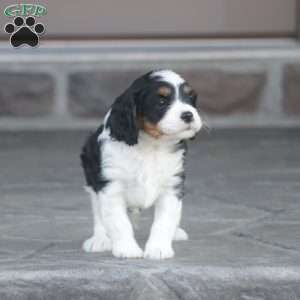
[{"x1": 128, "y1": 208, "x2": 141, "y2": 229}]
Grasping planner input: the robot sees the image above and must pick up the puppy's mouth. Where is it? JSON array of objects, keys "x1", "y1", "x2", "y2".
[
  {"x1": 160, "y1": 125, "x2": 199, "y2": 139},
  {"x1": 182, "y1": 123, "x2": 201, "y2": 134},
  {"x1": 139, "y1": 118, "x2": 201, "y2": 139},
  {"x1": 188, "y1": 120, "x2": 203, "y2": 132},
  {"x1": 141, "y1": 122, "x2": 187, "y2": 139}
]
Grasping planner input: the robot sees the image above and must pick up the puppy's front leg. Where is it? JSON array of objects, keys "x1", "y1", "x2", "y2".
[
  {"x1": 101, "y1": 186, "x2": 143, "y2": 259},
  {"x1": 144, "y1": 192, "x2": 181, "y2": 259}
]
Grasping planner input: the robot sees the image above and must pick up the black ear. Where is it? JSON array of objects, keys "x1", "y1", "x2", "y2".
[{"x1": 106, "y1": 88, "x2": 139, "y2": 146}]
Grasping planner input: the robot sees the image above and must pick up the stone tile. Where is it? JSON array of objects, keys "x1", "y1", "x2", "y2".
[
  {"x1": 236, "y1": 223, "x2": 300, "y2": 252},
  {"x1": 69, "y1": 70, "x2": 145, "y2": 117},
  {"x1": 185, "y1": 129, "x2": 300, "y2": 212},
  {"x1": 193, "y1": 176, "x2": 300, "y2": 213},
  {"x1": 0, "y1": 130, "x2": 300, "y2": 299},
  {"x1": 0, "y1": 72, "x2": 54, "y2": 116},
  {"x1": 183, "y1": 197, "x2": 266, "y2": 222},
  {"x1": 21, "y1": 234, "x2": 300, "y2": 268},
  {"x1": 173, "y1": 235, "x2": 300, "y2": 267},
  {"x1": 0, "y1": 187, "x2": 88, "y2": 217},
  {"x1": 0, "y1": 238, "x2": 50, "y2": 261},
  {"x1": 282, "y1": 64, "x2": 300, "y2": 114},
  {"x1": 4, "y1": 218, "x2": 90, "y2": 242},
  {"x1": 276, "y1": 208, "x2": 300, "y2": 222},
  {"x1": 0, "y1": 214, "x2": 45, "y2": 234},
  {"x1": 181, "y1": 69, "x2": 266, "y2": 115}
]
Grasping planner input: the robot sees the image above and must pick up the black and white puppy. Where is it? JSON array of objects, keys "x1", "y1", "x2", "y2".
[{"x1": 81, "y1": 70, "x2": 202, "y2": 259}]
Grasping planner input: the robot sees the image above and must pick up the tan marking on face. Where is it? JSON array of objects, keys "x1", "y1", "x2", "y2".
[
  {"x1": 158, "y1": 86, "x2": 171, "y2": 98},
  {"x1": 183, "y1": 84, "x2": 193, "y2": 95},
  {"x1": 138, "y1": 116, "x2": 163, "y2": 139}
]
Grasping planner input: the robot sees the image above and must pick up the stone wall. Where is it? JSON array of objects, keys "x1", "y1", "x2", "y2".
[{"x1": 0, "y1": 46, "x2": 299, "y2": 128}]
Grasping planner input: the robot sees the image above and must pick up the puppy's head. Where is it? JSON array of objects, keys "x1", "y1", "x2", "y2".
[{"x1": 107, "y1": 70, "x2": 202, "y2": 145}]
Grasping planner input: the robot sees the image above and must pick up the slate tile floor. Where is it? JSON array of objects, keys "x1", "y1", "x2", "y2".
[{"x1": 0, "y1": 129, "x2": 300, "y2": 299}]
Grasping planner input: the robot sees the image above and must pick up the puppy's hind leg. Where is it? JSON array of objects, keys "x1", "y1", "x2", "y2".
[
  {"x1": 82, "y1": 187, "x2": 112, "y2": 252},
  {"x1": 171, "y1": 201, "x2": 188, "y2": 241}
]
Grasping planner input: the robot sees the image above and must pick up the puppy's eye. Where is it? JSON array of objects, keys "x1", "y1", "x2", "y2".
[
  {"x1": 159, "y1": 97, "x2": 167, "y2": 106},
  {"x1": 188, "y1": 93, "x2": 195, "y2": 100}
]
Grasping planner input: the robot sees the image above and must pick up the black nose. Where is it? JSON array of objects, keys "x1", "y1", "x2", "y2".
[{"x1": 181, "y1": 111, "x2": 194, "y2": 123}]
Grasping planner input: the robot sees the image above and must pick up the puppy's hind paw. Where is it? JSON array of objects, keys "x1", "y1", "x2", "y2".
[
  {"x1": 173, "y1": 227, "x2": 189, "y2": 241},
  {"x1": 83, "y1": 235, "x2": 112, "y2": 253}
]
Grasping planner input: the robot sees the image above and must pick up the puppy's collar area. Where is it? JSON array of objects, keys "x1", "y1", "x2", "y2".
[{"x1": 137, "y1": 131, "x2": 183, "y2": 151}]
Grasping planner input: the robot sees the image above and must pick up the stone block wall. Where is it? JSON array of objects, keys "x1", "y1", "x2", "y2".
[
  {"x1": 0, "y1": 49, "x2": 299, "y2": 128},
  {"x1": 68, "y1": 69, "x2": 267, "y2": 118}
]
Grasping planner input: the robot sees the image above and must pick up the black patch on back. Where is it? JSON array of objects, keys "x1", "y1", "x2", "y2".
[{"x1": 80, "y1": 125, "x2": 109, "y2": 192}]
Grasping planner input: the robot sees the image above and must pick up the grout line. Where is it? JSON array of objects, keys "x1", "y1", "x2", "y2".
[
  {"x1": 52, "y1": 70, "x2": 69, "y2": 116},
  {"x1": 258, "y1": 62, "x2": 283, "y2": 117},
  {"x1": 212, "y1": 213, "x2": 273, "y2": 236},
  {"x1": 22, "y1": 242, "x2": 56, "y2": 260},
  {"x1": 233, "y1": 231, "x2": 300, "y2": 254}
]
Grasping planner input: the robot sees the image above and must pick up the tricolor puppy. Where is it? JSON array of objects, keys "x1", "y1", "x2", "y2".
[{"x1": 81, "y1": 70, "x2": 202, "y2": 259}]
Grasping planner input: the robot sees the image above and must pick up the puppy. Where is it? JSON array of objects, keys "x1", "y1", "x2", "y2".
[{"x1": 81, "y1": 70, "x2": 202, "y2": 259}]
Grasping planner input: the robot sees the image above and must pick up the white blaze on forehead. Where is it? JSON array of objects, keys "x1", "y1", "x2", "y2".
[{"x1": 151, "y1": 70, "x2": 185, "y2": 87}]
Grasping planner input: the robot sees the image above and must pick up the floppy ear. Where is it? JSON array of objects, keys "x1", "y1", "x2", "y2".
[{"x1": 106, "y1": 88, "x2": 139, "y2": 146}]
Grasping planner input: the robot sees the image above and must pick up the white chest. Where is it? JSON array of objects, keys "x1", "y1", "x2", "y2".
[{"x1": 102, "y1": 139, "x2": 184, "y2": 209}]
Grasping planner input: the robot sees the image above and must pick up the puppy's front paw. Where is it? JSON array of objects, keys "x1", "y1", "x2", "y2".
[
  {"x1": 144, "y1": 242, "x2": 174, "y2": 260},
  {"x1": 83, "y1": 235, "x2": 112, "y2": 252},
  {"x1": 112, "y1": 241, "x2": 143, "y2": 259}
]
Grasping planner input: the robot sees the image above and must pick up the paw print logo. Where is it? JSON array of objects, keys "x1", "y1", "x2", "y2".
[{"x1": 4, "y1": 16, "x2": 45, "y2": 48}]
